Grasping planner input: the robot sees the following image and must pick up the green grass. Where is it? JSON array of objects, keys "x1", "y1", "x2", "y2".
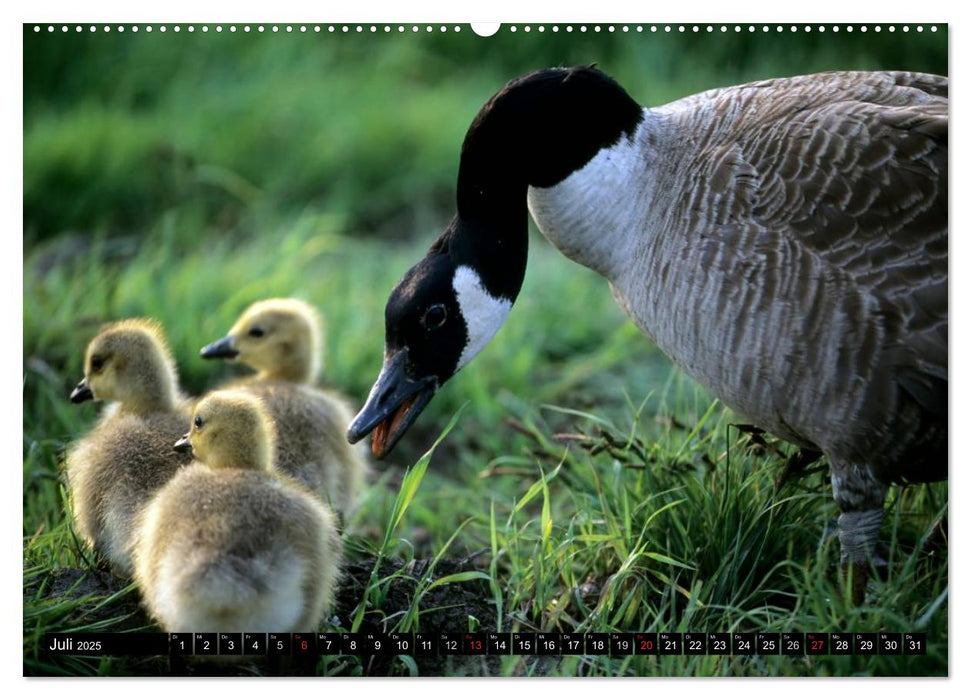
[
  {"x1": 23, "y1": 219, "x2": 948, "y2": 676},
  {"x1": 23, "y1": 26, "x2": 948, "y2": 677}
]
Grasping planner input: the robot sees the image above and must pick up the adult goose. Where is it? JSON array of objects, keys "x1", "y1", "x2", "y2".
[{"x1": 347, "y1": 66, "x2": 948, "y2": 604}]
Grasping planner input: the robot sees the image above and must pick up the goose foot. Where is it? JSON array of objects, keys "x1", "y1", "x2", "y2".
[
  {"x1": 841, "y1": 559, "x2": 869, "y2": 607},
  {"x1": 831, "y1": 461, "x2": 888, "y2": 605},
  {"x1": 837, "y1": 507, "x2": 885, "y2": 606}
]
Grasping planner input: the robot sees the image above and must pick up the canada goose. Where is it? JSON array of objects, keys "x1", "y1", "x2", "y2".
[
  {"x1": 65, "y1": 319, "x2": 192, "y2": 576},
  {"x1": 200, "y1": 298, "x2": 366, "y2": 516},
  {"x1": 347, "y1": 67, "x2": 947, "y2": 604},
  {"x1": 133, "y1": 389, "x2": 342, "y2": 633}
]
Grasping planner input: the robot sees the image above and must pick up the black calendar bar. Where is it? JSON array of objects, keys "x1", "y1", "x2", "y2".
[
  {"x1": 561, "y1": 633, "x2": 584, "y2": 655},
  {"x1": 879, "y1": 633, "x2": 902, "y2": 655},
  {"x1": 415, "y1": 633, "x2": 437, "y2": 656},
  {"x1": 267, "y1": 633, "x2": 290, "y2": 656},
  {"x1": 170, "y1": 632, "x2": 192, "y2": 656},
  {"x1": 38, "y1": 631, "x2": 931, "y2": 656},
  {"x1": 487, "y1": 633, "x2": 510, "y2": 655},
  {"x1": 659, "y1": 632, "x2": 681, "y2": 655},
  {"x1": 830, "y1": 633, "x2": 852, "y2": 655},
  {"x1": 41, "y1": 633, "x2": 169, "y2": 656},
  {"x1": 782, "y1": 632, "x2": 804, "y2": 656},
  {"x1": 610, "y1": 633, "x2": 634, "y2": 656},
  {"x1": 219, "y1": 633, "x2": 243, "y2": 656},
  {"x1": 364, "y1": 633, "x2": 389, "y2": 655},
  {"x1": 316, "y1": 633, "x2": 340, "y2": 654},
  {"x1": 512, "y1": 633, "x2": 536, "y2": 655},
  {"x1": 464, "y1": 633, "x2": 487, "y2": 655},
  {"x1": 709, "y1": 633, "x2": 730, "y2": 655},
  {"x1": 340, "y1": 633, "x2": 363, "y2": 655},
  {"x1": 194, "y1": 632, "x2": 217, "y2": 656},
  {"x1": 855, "y1": 633, "x2": 878, "y2": 655},
  {"x1": 904, "y1": 633, "x2": 926, "y2": 655},
  {"x1": 292, "y1": 633, "x2": 315, "y2": 658},
  {"x1": 537, "y1": 632, "x2": 560, "y2": 655},
  {"x1": 441, "y1": 632, "x2": 463, "y2": 654},
  {"x1": 634, "y1": 632, "x2": 657, "y2": 655},
  {"x1": 805, "y1": 633, "x2": 828, "y2": 656},
  {"x1": 585, "y1": 633, "x2": 609, "y2": 655},
  {"x1": 683, "y1": 633, "x2": 705, "y2": 656},
  {"x1": 389, "y1": 632, "x2": 414, "y2": 655},
  {"x1": 732, "y1": 632, "x2": 755, "y2": 655}
]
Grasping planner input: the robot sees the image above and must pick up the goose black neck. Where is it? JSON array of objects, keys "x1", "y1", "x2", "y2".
[{"x1": 450, "y1": 66, "x2": 643, "y2": 301}]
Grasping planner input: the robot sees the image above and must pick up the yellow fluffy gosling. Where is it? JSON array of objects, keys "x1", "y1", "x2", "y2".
[
  {"x1": 133, "y1": 390, "x2": 342, "y2": 632},
  {"x1": 65, "y1": 319, "x2": 192, "y2": 576},
  {"x1": 200, "y1": 298, "x2": 366, "y2": 517}
]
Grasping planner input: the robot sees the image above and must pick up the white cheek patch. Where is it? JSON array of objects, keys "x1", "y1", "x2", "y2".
[{"x1": 452, "y1": 265, "x2": 512, "y2": 371}]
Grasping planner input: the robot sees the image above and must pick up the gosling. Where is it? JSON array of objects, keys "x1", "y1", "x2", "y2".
[
  {"x1": 200, "y1": 298, "x2": 366, "y2": 517},
  {"x1": 133, "y1": 390, "x2": 342, "y2": 633},
  {"x1": 65, "y1": 319, "x2": 193, "y2": 576}
]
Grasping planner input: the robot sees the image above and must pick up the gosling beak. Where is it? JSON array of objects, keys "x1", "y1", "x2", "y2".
[
  {"x1": 69, "y1": 378, "x2": 93, "y2": 404},
  {"x1": 200, "y1": 336, "x2": 239, "y2": 360},
  {"x1": 347, "y1": 348, "x2": 437, "y2": 459},
  {"x1": 173, "y1": 433, "x2": 193, "y2": 455}
]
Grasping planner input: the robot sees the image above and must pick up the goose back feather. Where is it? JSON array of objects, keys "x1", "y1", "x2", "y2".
[{"x1": 530, "y1": 71, "x2": 947, "y2": 485}]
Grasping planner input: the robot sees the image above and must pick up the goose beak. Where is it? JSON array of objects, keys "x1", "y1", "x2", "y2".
[
  {"x1": 200, "y1": 336, "x2": 239, "y2": 360},
  {"x1": 173, "y1": 433, "x2": 193, "y2": 455},
  {"x1": 347, "y1": 348, "x2": 437, "y2": 459},
  {"x1": 69, "y1": 378, "x2": 93, "y2": 403}
]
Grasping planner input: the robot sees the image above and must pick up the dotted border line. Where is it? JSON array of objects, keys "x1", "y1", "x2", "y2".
[
  {"x1": 31, "y1": 25, "x2": 465, "y2": 34},
  {"x1": 506, "y1": 24, "x2": 939, "y2": 34},
  {"x1": 31, "y1": 24, "x2": 940, "y2": 34}
]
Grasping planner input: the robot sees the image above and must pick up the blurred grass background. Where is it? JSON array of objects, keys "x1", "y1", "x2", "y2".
[
  {"x1": 24, "y1": 25, "x2": 946, "y2": 244},
  {"x1": 23, "y1": 24, "x2": 947, "y2": 676}
]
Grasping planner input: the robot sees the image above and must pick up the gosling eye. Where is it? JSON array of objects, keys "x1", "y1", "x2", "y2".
[
  {"x1": 248, "y1": 327, "x2": 265, "y2": 338},
  {"x1": 90, "y1": 355, "x2": 105, "y2": 373},
  {"x1": 194, "y1": 416, "x2": 204, "y2": 429},
  {"x1": 421, "y1": 304, "x2": 447, "y2": 330}
]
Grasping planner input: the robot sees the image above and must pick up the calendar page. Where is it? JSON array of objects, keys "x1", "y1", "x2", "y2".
[{"x1": 23, "y1": 18, "x2": 948, "y2": 679}]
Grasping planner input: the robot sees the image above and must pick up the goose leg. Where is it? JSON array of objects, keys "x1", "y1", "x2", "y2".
[{"x1": 831, "y1": 462, "x2": 889, "y2": 605}]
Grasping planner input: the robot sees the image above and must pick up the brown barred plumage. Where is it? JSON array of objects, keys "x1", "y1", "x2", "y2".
[{"x1": 530, "y1": 71, "x2": 947, "y2": 602}]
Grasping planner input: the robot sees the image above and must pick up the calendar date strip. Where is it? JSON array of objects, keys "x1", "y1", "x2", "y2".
[{"x1": 41, "y1": 631, "x2": 927, "y2": 657}]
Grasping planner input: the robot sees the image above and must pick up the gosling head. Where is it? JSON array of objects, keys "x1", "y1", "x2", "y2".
[
  {"x1": 70, "y1": 319, "x2": 180, "y2": 415},
  {"x1": 200, "y1": 298, "x2": 323, "y2": 384},
  {"x1": 174, "y1": 390, "x2": 275, "y2": 472}
]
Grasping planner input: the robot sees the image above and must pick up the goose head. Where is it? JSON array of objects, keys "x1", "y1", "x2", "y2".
[
  {"x1": 200, "y1": 298, "x2": 323, "y2": 384},
  {"x1": 70, "y1": 319, "x2": 180, "y2": 415},
  {"x1": 175, "y1": 389, "x2": 275, "y2": 472},
  {"x1": 348, "y1": 66, "x2": 643, "y2": 458}
]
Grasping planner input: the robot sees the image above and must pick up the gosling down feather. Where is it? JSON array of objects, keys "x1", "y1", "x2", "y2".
[
  {"x1": 347, "y1": 67, "x2": 947, "y2": 604},
  {"x1": 133, "y1": 389, "x2": 342, "y2": 633},
  {"x1": 200, "y1": 298, "x2": 366, "y2": 517},
  {"x1": 65, "y1": 319, "x2": 192, "y2": 576}
]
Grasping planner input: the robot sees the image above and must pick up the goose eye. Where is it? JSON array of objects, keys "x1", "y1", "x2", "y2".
[
  {"x1": 194, "y1": 416, "x2": 204, "y2": 428},
  {"x1": 421, "y1": 304, "x2": 447, "y2": 330},
  {"x1": 248, "y1": 327, "x2": 265, "y2": 338},
  {"x1": 90, "y1": 356, "x2": 105, "y2": 373}
]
